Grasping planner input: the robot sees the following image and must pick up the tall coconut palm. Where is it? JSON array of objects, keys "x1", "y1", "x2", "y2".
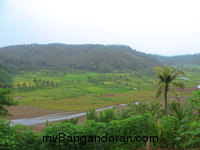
[{"x1": 154, "y1": 64, "x2": 184, "y2": 115}]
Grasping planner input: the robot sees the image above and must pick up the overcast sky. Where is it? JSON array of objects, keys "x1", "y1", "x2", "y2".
[{"x1": 0, "y1": 0, "x2": 199, "y2": 56}]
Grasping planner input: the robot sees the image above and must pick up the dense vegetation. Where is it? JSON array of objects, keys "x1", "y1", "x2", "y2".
[
  {"x1": 0, "y1": 88, "x2": 16, "y2": 116},
  {"x1": 0, "y1": 68, "x2": 13, "y2": 88},
  {"x1": 0, "y1": 44, "x2": 161, "y2": 73}
]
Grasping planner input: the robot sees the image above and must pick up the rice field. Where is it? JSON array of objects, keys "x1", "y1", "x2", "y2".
[{"x1": 12, "y1": 70, "x2": 200, "y2": 111}]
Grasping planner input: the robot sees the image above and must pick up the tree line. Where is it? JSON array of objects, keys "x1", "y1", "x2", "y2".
[{"x1": 16, "y1": 78, "x2": 82, "y2": 91}]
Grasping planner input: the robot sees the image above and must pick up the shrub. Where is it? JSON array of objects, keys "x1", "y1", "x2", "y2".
[{"x1": 176, "y1": 91, "x2": 200, "y2": 148}]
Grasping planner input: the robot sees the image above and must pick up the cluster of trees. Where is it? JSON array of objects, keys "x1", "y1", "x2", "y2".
[
  {"x1": 16, "y1": 79, "x2": 60, "y2": 91},
  {"x1": 0, "y1": 44, "x2": 161, "y2": 73},
  {"x1": 16, "y1": 79, "x2": 82, "y2": 91},
  {"x1": 0, "y1": 68, "x2": 13, "y2": 89},
  {"x1": 87, "y1": 74, "x2": 153, "y2": 88},
  {"x1": 178, "y1": 65, "x2": 200, "y2": 73},
  {"x1": 0, "y1": 88, "x2": 17, "y2": 116}
]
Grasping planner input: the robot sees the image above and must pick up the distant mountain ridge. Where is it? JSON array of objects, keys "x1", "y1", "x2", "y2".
[
  {"x1": 153, "y1": 53, "x2": 200, "y2": 66},
  {"x1": 0, "y1": 44, "x2": 161, "y2": 73}
]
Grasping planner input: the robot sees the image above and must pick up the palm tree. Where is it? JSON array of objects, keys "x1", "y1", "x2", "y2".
[{"x1": 154, "y1": 64, "x2": 184, "y2": 115}]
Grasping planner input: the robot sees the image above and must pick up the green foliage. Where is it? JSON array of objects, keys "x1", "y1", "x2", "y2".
[
  {"x1": 0, "y1": 120, "x2": 41, "y2": 150},
  {"x1": 0, "y1": 119, "x2": 17, "y2": 150},
  {"x1": 2, "y1": 115, "x2": 156, "y2": 150},
  {"x1": 149, "y1": 100, "x2": 164, "y2": 119},
  {"x1": 98, "y1": 108, "x2": 117, "y2": 123},
  {"x1": 86, "y1": 108, "x2": 118, "y2": 123},
  {"x1": 176, "y1": 91, "x2": 200, "y2": 148},
  {"x1": 85, "y1": 109, "x2": 98, "y2": 121},
  {"x1": 0, "y1": 88, "x2": 17, "y2": 116},
  {"x1": 62, "y1": 118, "x2": 80, "y2": 125},
  {"x1": 12, "y1": 125, "x2": 41, "y2": 150},
  {"x1": 0, "y1": 68, "x2": 13, "y2": 88},
  {"x1": 40, "y1": 113, "x2": 157, "y2": 150},
  {"x1": 157, "y1": 91, "x2": 200, "y2": 149},
  {"x1": 160, "y1": 115, "x2": 181, "y2": 148},
  {"x1": 127, "y1": 101, "x2": 164, "y2": 119},
  {"x1": 117, "y1": 108, "x2": 131, "y2": 120},
  {"x1": 168, "y1": 101, "x2": 185, "y2": 121},
  {"x1": 154, "y1": 64, "x2": 184, "y2": 98},
  {"x1": 128, "y1": 102, "x2": 149, "y2": 115}
]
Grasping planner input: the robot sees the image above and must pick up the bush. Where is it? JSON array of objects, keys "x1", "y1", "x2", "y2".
[
  {"x1": 0, "y1": 119, "x2": 41, "y2": 150},
  {"x1": 0, "y1": 119, "x2": 17, "y2": 150},
  {"x1": 86, "y1": 107, "x2": 118, "y2": 123},
  {"x1": 41, "y1": 113, "x2": 157, "y2": 150},
  {"x1": 176, "y1": 91, "x2": 200, "y2": 148}
]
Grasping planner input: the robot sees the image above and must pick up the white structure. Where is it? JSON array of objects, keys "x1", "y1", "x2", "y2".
[{"x1": 179, "y1": 77, "x2": 190, "y2": 81}]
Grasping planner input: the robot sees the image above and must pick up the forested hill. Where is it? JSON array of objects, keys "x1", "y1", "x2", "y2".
[
  {"x1": 0, "y1": 44, "x2": 161, "y2": 73},
  {"x1": 153, "y1": 54, "x2": 200, "y2": 66}
]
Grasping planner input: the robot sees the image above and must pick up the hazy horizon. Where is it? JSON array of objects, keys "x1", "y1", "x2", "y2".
[{"x1": 1, "y1": 0, "x2": 199, "y2": 56}]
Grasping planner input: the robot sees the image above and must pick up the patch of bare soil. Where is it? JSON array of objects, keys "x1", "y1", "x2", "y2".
[{"x1": 4, "y1": 105, "x2": 65, "y2": 120}]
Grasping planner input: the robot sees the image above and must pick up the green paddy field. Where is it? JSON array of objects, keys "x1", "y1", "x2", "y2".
[{"x1": 12, "y1": 70, "x2": 200, "y2": 111}]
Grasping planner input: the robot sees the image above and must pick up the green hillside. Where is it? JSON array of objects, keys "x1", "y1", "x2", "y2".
[{"x1": 0, "y1": 44, "x2": 161, "y2": 73}]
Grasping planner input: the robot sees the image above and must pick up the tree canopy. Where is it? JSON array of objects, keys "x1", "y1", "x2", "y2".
[{"x1": 0, "y1": 88, "x2": 17, "y2": 116}]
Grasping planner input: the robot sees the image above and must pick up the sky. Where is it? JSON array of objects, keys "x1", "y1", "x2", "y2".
[{"x1": 0, "y1": 0, "x2": 200, "y2": 56}]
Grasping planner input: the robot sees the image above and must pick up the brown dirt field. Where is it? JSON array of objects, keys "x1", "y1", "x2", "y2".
[{"x1": 4, "y1": 105, "x2": 65, "y2": 120}]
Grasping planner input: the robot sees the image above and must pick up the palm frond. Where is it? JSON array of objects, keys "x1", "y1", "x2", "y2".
[
  {"x1": 156, "y1": 83, "x2": 164, "y2": 98},
  {"x1": 170, "y1": 88, "x2": 181, "y2": 103},
  {"x1": 154, "y1": 67, "x2": 163, "y2": 76},
  {"x1": 169, "y1": 101, "x2": 185, "y2": 121},
  {"x1": 154, "y1": 67, "x2": 165, "y2": 82},
  {"x1": 172, "y1": 71, "x2": 185, "y2": 80}
]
